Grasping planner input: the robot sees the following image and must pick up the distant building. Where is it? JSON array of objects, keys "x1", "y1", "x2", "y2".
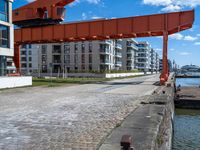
[
  {"x1": 137, "y1": 42, "x2": 151, "y2": 72},
  {"x1": 181, "y1": 65, "x2": 200, "y2": 71},
  {"x1": 20, "y1": 39, "x2": 160, "y2": 76},
  {"x1": 0, "y1": 0, "x2": 14, "y2": 76},
  {"x1": 159, "y1": 59, "x2": 172, "y2": 72},
  {"x1": 20, "y1": 40, "x2": 125, "y2": 75},
  {"x1": 122, "y1": 39, "x2": 138, "y2": 70}
]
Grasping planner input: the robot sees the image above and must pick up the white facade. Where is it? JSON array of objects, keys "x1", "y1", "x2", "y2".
[
  {"x1": 20, "y1": 40, "x2": 124, "y2": 75},
  {"x1": 137, "y1": 42, "x2": 151, "y2": 72},
  {"x1": 20, "y1": 44, "x2": 39, "y2": 75},
  {"x1": 0, "y1": 0, "x2": 14, "y2": 76},
  {"x1": 122, "y1": 38, "x2": 138, "y2": 70},
  {"x1": 20, "y1": 39, "x2": 160, "y2": 76}
]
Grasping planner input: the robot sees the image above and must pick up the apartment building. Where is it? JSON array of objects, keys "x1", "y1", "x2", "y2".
[
  {"x1": 0, "y1": 0, "x2": 14, "y2": 76},
  {"x1": 20, "y1": 39, "x2": 160, "y2": 76},
  {"x1": 150, "y1": 48, "x2": 157, "y2": 72},
  {"x1": 156, "y1": 53, "x2": 160, "y2": 72},
  {"x1": 20, "y1": 40, "x2": 124, "y2": 75},
  {"x1": 122, "y1": 38, "x2": 138, "y2": 70},
  {"x1": 137, "y1": 42, "x2": 151, "y2": 72},
  {"x1": 20, "y1": 44, "x2": 39, "y2": 75}
]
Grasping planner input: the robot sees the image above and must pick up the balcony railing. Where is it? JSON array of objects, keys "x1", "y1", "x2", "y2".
[
  {"x1": 115, "y1": 61, "x2": 122, "y2": 66},
  {"x1": 127, "y1": 43, "x2": 138, "y2": 50},
  {"x1": 53, "y1": 60, "x2": 61, "y2": 63},
  {"x1": 115, "y1": 52, "x2": 122, "y2": 57},
  {"x1": 116, "y1": 43, "x2": 122, "y2": 49},
  {"x1": 100, "y1": 48, "x2": 110, "y2": 54},
  {"x1": 100, "y1": 59, "x2": 110, "y2": 64}
]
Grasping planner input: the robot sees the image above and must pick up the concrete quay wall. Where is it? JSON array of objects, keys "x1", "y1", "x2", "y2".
[{"x1": 99, "y1": 74, "x2": 175, "y2": 150}]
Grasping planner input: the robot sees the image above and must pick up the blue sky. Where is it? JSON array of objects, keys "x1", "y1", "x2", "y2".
[{"x1": 13, "y1": 0, "x2": 200, "y2": 67}]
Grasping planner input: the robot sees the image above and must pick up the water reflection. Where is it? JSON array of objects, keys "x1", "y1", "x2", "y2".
[{"x1": 173, "y1": 109, "x2": 200, "y2": 150}]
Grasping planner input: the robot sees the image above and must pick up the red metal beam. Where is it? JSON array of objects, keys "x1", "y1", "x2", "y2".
[{"x1": 14, "y1": 10, "x2": 194, "y2": 45}]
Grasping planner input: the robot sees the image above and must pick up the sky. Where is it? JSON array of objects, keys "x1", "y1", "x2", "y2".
[{"x1": 13, "y1": 0, "x2": 200, "y2": 67}]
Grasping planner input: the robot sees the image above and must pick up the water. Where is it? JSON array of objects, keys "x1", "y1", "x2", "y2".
[
  {"x1": 173, "y1": 72, "x2": 200, "y2": 150},
  {"x1": 173, "y1": 109, "x2": 200, "y2": 150},
  {"x1": 176, "y1": 72, "x2": 200, "y2": 87}
]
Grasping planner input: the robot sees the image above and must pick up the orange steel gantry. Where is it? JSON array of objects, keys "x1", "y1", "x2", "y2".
[{"x1": 13, "y1": 0, "x2": 195, "y2": 85}]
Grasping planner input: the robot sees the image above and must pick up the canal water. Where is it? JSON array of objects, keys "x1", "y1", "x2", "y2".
[{"x1": 173, "y1": 73, "x2": 200, "y2": 150}]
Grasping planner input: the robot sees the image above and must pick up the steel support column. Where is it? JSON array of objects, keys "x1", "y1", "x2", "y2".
[
  {"x1": 160, "y1": 31, "x2": 169, "y2": 85},
  {"x1": 14, "y1": 44, "x2": 21, "y2": 73}
]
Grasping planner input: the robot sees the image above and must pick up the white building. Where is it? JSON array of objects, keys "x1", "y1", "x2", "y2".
[
  {"x1": 20, "y1": 40, "x2": 124, "y2": 76},
  {"x1": 20, "y1": 39, "x2": 160, "y2": 76},
  {"x1": 0, "y1": 0, "x2": 14, "y2": 76},
  {"x1": 137, "y1": 42, "x2": 151, "y2": 72},
  {"x1": 122, "y1": 39, "x2": 138, "y2": 71},
  {"x1": 20, "y1": 44, "x2": 39, "y2": 75}
]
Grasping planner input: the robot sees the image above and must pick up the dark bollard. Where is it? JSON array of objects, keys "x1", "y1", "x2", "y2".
[
  {"x1": 162, "y1": 91, "x2": 166, "y2": 94},
  {"x1": 121, "y1": 135, "x2": 133, "y2": 150}
]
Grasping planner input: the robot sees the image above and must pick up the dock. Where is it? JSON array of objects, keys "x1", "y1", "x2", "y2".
[
  {"x1": 176, "y1": 75, "x2": 200, "y2": 78},
  {"x1": 175, "y1": 87, "x2": 200, "y2": 109}
]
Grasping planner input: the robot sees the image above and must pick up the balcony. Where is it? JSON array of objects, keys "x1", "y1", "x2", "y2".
[
  {"x1": 115, "y1": 61, "x2": 122, "y2": 66},
  {"x1": 127, "y1": 50, "x2": 134, "y2": 54},
  {"x1": 115, "y1": 52, "x2": 122, "y2": 57},
  {"x1": 52, "y1": 50, "x2": 61, "y2": 55},
  {"x1": 127, "y1": 43, "x2": 138, "y2": 50},
  {"x1": 115, "y1": 43, "x2": 122, "y2": 49},
  {"x1": 53, "y1": 60, "x2": 61, "y2": 64},
  {"x1": 100, "y1": 48, "x2": 110, "y2": 54},
  {"x1": 127, "y1": 63, "x2": 134, "y2": 67},
  {"x1": 100, "y1": 59, "x2": 110, "y2": 65},
  {"x1": 127, "y1": 56, "x2": 134, "y2": 60}
]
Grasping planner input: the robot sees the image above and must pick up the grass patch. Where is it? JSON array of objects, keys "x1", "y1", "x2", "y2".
[{"x1": 32, "y1": 75, "x2": 145, "y2": 87}]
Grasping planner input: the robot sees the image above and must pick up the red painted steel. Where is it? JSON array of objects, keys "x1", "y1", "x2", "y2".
[
  {"x1": 14, "y1": 10, "x2": 194, "y2": 45},
  {"x1": 13, "y1": 0, "x2": 194, "y2": 84},
  {"x1": 13, "y1": 0, "x2": 75, "y2": 27}
]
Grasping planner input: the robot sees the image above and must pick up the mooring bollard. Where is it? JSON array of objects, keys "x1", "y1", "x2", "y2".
[{"x1": 121, "y1": 135, "x2": 133, "y2": 150}]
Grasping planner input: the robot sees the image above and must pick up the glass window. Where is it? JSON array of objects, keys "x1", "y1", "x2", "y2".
[
  {"x1": 0, "y1": 25, "x2": 9, "y2": 48},
  {"x1": 0, "y1": 0, "x2": 8, "y2": 22}
]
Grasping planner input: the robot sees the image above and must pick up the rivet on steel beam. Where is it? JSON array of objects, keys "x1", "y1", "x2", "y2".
[{"x1": 121, "y1": 135, "x2": 133, "y2": 150}]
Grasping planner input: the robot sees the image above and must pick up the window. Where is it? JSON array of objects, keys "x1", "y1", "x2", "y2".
[
  {"x1": 53, "y1": 45, "x2": 61, "y2": 53},
  {"x1": 81, "y1": 43, "x2": 85, "y2": 53},
  {"x1": 89, "y1": 42, "x2": 92, "y2": 53},
  {"x1": 75, "y1": 43, "x2": 78, "y2": 53},
  {"x1": 41, "y1": 45, "x2": 47, "y2": 54},
  {"x1": 0, "y1": 25, "x2": 9, "y2": 48},
  {"x1": 29, "y1": 63, "x2": 32, "y2": 68},
  {"x1": 29, "y1": 51, "x2": 32, "y2": 55},
  {"x1": 89, "y1": 54, "x2": 92, "y2": 63},
  {"x1": 81, "y1": 54, "x2": 85, "y2": 63},
  {"x1": 29, "y1": 57, "x2": 32, "y2": 62},
  {"x1": 64, "y1": 45, "x2": 70, "y2": 54},
  {"x1": 0, "y1": 0, "x2": 8, "y2": 22}
]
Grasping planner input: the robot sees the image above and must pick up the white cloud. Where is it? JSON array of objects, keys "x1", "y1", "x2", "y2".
[
  {"x1": 155, "y1": 48, "x2": 162, "y2": 51},
  {"x1": 142, "y1": 0, "x2": 200, "y2": 12},
  {"x1": 161, "y1": 5, "x2": 181, "y2": 12},
  {"x1": 143, "y1": 0, "x2": 172, "y2": 6},
  {"x1": 82, "y1": 13, "x2": 87, "y2": 20},
  {"x1": 26, "y1": 0, "x2": 35, "y2": 2},
  {"x1": 169, "y1": 33, "x2": 184, "y2": 40},
  {"x1": 91, "y1": 16, "x2": 103, "y2": 19},
  {"x1": 184, "y1": 36, "x2": 198, "y2": 41},
  {"x1": 179, "y1": 52, "x2": 191, "y2": 56},
  {"x1": 197, "y1": 34, "x2": 200, "y2": 37},
  {"x1": 194, "y1": 42, "x2": 200, "y2": 45},
  {"x1": 170, "y1": 48, "x2": 175, "y2": 51},
  {"x1": 169, "y1": 33, "x2": 198, "y2": 41},
  {"x1": 69, "y1": 0, "x2": 102, "y2": 7}
]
